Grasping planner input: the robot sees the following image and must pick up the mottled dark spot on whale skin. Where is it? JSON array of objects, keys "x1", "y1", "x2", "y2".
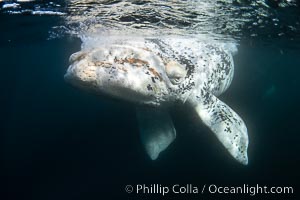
[
  {"x1": 224, "y1": 127, "x2": 232, "y2": 133},
  {"x1": 225, "y1": 66, "x2": 230, "y2": 75},
  {"x1": 147, "y1": 84, "x2": 153, "y2": 91},
  {"x1": 151, "y1": 77, "x2": 156, "y2": 83}
]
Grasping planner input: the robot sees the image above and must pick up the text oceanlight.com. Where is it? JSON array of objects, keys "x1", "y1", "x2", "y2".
[{"x1": 124, "y1": 184, "x2": 294, "y2": 196}]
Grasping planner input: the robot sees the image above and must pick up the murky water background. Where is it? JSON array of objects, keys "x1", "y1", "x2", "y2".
[{"x1": 1, "y1": 0, "x2": 299, "y2": 199}]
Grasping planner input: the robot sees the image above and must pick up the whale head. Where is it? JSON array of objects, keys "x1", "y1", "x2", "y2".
[{"x1": 64, "y1": 44, "x2": 187, "y2": 107}]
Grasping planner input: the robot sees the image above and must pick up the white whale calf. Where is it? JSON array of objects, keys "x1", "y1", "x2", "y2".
[{"x1": 65, "y1": 37, "x2": 249, "y2": 165}]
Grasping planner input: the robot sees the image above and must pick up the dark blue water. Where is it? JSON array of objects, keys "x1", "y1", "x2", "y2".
[{"x1": 1, "y1": 9, "x2": 300, "y2": 200}]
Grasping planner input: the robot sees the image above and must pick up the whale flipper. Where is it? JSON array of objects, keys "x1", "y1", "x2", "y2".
[
  {"x1": 188, "y1": 90, "x2": 249, "y2": 165},
  {"x1": 136, "y1": 107, "x2": 176, "y2": 160}
]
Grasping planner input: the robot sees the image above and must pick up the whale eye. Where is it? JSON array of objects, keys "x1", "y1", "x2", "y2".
[
  {"x1": 166, "y1": 61, "x2": 187, "y2": 85},
  {"x1": 169, "y1": 76, "x2": 182, "y2": 85},
  {"x1": 174, "y1": 77, "x2": 181, "y2": 82}
]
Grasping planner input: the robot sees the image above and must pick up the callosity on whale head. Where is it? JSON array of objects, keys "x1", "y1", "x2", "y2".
[{"x1": 65, "y1": 37, "x2": 249, "y2": 165}]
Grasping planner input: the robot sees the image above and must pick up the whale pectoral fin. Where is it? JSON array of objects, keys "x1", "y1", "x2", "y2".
[
  {"x1": 188, "y1": 91, "x2": 249, "y2": 165},
  {"x1": 136, "y1": 107, "x2": 176, "y2": 160}
]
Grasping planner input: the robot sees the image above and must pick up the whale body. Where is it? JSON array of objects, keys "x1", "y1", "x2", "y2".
[{"x1": 65, "y1": 37, "x2": 248, "y2": 165}]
